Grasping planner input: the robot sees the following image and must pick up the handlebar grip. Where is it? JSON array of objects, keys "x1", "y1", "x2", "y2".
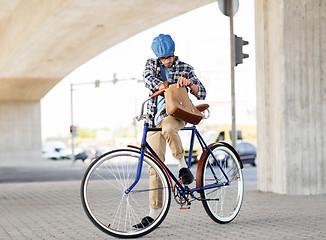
[{"x1": 151, "y1": 89, "x2": 165, "y2": 99}]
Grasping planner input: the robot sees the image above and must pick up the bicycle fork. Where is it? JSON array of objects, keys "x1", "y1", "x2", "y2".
[{"x1": 124, "y1": 124, "x2": 150, "y2": 195}]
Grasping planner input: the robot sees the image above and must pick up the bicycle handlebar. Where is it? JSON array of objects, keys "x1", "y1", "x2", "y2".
[
  {"x1": 135, "y1": 97, "x2": 151, "y2": 121},
  {"x1": 150, "y1": 89, "x2": 165, "y2": 99},
  {"x1": 135, "y1": 86, "x2": 167, "y2": 121}
]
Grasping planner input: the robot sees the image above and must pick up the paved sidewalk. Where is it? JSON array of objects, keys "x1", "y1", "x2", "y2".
[{"x1": 0, "y1": 180, "x2": 325, "y2": 239}]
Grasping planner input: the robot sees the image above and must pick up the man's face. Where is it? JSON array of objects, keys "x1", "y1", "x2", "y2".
[{"x1": 159, "y1": 54, "x2": 175, "y2": 68}]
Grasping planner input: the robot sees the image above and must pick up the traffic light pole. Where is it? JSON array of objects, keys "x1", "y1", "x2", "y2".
[
  {"x1": 70, "y1": 84, "x2": 75, "y2": 163},
  {"x1": 229, "y1": 1, "x2": 237, "y2": 148},
  {"x1": 218, "y1": 0, "x2": 248, "y2": 148},
  {"x1": 69, "y1": 74, "x2": 138, "y2": 164}
]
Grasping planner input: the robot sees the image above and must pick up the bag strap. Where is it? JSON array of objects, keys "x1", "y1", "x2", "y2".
[{"x1": 159, "y1": 62, "x2": 168, "y2": 83}]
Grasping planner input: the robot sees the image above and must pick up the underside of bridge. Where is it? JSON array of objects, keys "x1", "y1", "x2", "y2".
[
  {"x1": 0, "y1": 0, "x2": 325, "y2": 194},
  {"x1": 0, "y1": 0, "x2": 214, "y2": 101},
  {"x1": 0, "y1": 0, "x2": 213, "y2": 163}
]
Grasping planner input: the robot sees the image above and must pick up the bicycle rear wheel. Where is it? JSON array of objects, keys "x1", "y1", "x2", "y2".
[
  {"x1": 81, "y1": 149, "x2": 171, "y2": 238},
  {"x1": 200, "y1": 144, "x2": 244, "y2": 223}
]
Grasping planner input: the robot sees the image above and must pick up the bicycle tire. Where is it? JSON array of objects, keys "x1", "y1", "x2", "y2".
[
  {"x1": 200, "y1": 144, "x2": 244, "y2": 223},
  {"x1": 81, "y1": 149, "x2": 171, "y2": 238}
]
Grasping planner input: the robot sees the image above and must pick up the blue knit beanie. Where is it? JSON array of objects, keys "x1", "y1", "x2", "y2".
[{"x1": 151, "y1": 34, "x2": 175, "y2": 58}]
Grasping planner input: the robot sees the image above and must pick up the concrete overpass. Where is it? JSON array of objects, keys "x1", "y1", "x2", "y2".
[
  {"x1": 0, "y1": 0, "x2": 214, "y2": 161},
  {"x1": 0, "y1": 0, "x2": 325, "y2": 195}
]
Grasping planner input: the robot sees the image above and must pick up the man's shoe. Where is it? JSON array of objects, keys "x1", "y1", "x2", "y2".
[
  {"x1": 132, "y1": 216, "x2": 154, "y2": 229},
  {"x1": 179, "y1": 168, "x2": 194, "y2": 185}
]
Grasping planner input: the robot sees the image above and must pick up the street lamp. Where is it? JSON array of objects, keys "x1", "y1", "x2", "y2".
[{"x1": 70, "y1": 74, "x2": 138, "y2": 164}]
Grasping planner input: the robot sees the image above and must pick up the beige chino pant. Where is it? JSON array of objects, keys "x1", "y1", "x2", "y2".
[{"x1": 147, "y1": 116, "x2": 186, "y2": 209}]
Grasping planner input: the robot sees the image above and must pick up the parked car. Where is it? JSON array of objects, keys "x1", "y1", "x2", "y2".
[
  {"x1": 184, "y1": 131, "x2": 217, "y2": 165},
  {"x1": 89, "y1": 148, "x2": 102, "y2": 159},
  {"x1": 184, "y1": 148, "x2": 199, "y2": 165},
  {"x1": 75, "y1": 151, "x2": 89, "y2": 161},
  {"x1": 227, "y1": 141, "x2": 257, "y2": 166},
  {"x1": 207, "y1": 140, "x2": 257, "y2": 167},
  {"x1": 74, "y1": 148, "x2": 102, "y2": 162},
  {"x1": 184, "y1": 130, "x2": 257, "y2": 167},
  {"x1": 42, "y1": 141, "x2": 70, "y2": 160}
]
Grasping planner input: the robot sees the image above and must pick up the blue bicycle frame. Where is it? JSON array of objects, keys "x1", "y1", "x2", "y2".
[{"x1": 125, "y1": 123, "x2": 230, "y2": 195}]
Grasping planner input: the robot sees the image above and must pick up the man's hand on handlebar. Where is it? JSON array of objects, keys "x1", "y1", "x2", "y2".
[{"x1": 159, "y1": 81, "x2": 168, "y2": 90}]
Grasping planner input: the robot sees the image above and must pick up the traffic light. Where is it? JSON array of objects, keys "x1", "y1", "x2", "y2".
[
  {"x1": 70, "y1": 125, "x2": 77, "y2": 137},
  {"x1": 95, "y1": 80, "x2": 100, "y2": 88},
  {"x1": 234, "y1": 35, "x2": 249, "y2": 66},
  {"x1": 113, "y1": 73, "x2": 117, "y2": 84}
]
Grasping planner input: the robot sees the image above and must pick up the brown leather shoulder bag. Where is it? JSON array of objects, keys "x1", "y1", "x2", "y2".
[{"x1": 164, "y1": 84, "x2": 204, "y2": 125}]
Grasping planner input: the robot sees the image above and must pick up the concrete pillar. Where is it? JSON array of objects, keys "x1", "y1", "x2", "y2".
[
  {"x1": 255, "y1": 0, "x2": 326, "y2": 194},
  {"x1": 0, "y1": 101, "x2": 42, "y2": 164}
]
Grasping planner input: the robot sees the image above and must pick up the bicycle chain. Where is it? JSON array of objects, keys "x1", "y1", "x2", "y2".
[{"x1": 173, "y1": 183, "x2": 191, "y2": 206}]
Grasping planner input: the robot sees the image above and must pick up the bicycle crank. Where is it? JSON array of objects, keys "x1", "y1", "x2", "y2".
[{"x1": 173, "y1": 183, "x2": 191, "y2": 208}]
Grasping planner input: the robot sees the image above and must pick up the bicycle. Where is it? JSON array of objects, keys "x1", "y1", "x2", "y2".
[{"x1": 81, "y1": 87, "x2": 244, "y2": 238}]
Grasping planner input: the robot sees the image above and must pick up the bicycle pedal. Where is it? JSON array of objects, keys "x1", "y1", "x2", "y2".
[
  {"x1": 178, "y1": 178, "x2": 192, "y2": 186},
  {"x1": 180, "y1": 206, "x2": 190, "y2": 210}
]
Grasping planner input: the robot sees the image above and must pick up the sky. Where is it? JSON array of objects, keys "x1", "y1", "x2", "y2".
[{"x1": 40, "y1": 1, "x2": 256, "y2": 140}]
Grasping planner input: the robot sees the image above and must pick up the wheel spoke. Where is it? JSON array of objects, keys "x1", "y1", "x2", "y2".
[
  {"x1": 81, "y1": 149, "x2": 171, "y2": 238},
  {"x1": 200, "y1": 145, "x2": 243, "y2": 223}
]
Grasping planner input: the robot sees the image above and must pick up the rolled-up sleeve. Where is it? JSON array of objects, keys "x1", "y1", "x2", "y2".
[
  {"x1": 189, "y1": 70, "x2": 206, "y2": 100},
  {"x1": 143, "y1": 59, "x2": 163, "y2": 92}
]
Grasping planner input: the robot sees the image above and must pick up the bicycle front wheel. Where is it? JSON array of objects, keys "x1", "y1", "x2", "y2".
[
  {"x1": 200, "y1": 144, "x2": 244, "y2": 224},
  {"x1": 81, "y1": 149, "x2": 171, "y2": 238}
]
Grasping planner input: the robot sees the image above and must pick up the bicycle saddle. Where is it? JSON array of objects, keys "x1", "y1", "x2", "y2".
[{"x1": 196, "y1": 104, "x2": 210, "y2": 112}]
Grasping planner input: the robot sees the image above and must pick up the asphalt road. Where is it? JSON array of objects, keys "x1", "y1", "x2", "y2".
[
  {"x1": 0, "y1": 160, "x2": 86, "y2": 183},
  {"x1": 0, "y1": 160, "x2": 257, "y2": 191}
]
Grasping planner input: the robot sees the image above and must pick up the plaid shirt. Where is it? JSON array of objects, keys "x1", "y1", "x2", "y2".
[{"x1": 143, "y1": 56, "x2": 206, "y2": 126}]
